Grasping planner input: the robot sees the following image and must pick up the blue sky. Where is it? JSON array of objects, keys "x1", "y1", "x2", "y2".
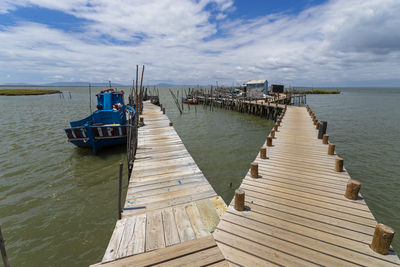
[{"x1": 0, "y1": 0, "x2": 399, "y2": 86}]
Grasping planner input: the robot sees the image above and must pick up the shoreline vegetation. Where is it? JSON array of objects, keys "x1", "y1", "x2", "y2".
[
  {"x1": 0, "y1": 89, "x2": 61, "y2": 96},
  {"x1": 290, "y1": 89, "x2": 341, "y2": 94}
]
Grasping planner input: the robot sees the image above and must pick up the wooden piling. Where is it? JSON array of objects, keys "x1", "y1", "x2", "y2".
[
  {"x1": 234, "y1": 189, "x2": 245, "y2": 211},
  {"x1": 118, "y1": 162, "x2": 123, "y2": 220},
  {"x1": 371, "y1": 224, "x2": 395, "y2": 255},
  {"x1": 322, "y1": 134, "x2": 329, "y2": 144},
  {"x1": 162, "y1": 107, "x2": 165, "y2": 114},
  {"x1": 274, "y1": 124, "x2": 279, "y2": 131},
  {"x1": 260, "y1": 146, "x2": 267, "y2": 159},
  {"x1": 335, "y1": 157, "x2": 344, "y2": 172},
  {"x1": 344, "y1": 179, "x2": 361, "y2": 200},
  {"x1": 169, "y1": 121, "x2": 173, "y2": 126},
  {"x1": 140, "y1": 117, "x2": 144, "y2": 124},
  {"x1": 316, "y1": 123, "x2": 320, "y2": 130},
  {"x1": 270, "y1": 129, "x2": 275, "y2": 138},
  {"x1": 267, "y1": 136, "x2": 273, "y2": 147},
  {"x1": 251, "y1": 162, "x2": 258, "y2": 178},
  {"x1": 328, "y1": 143, "x2": 335, "y2": 155}
]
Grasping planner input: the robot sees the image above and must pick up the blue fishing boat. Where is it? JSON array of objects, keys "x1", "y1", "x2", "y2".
[{"x1": 64, "y1": 88, "x2": 135, "y2": 152}]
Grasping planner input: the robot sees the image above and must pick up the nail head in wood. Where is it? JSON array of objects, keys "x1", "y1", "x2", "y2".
[
  {"x1": 251, "y1": 162, "x2": 258, "y2": 178},
  {"x1": 260, "y1": 146, "x2": 267, "y2": 159},
  {"x1": 322, "y1": 134, "x2": 329, "y2": 144},
  {"x1": 335, "y1": 157, "x2": 344, "y2": 172},
  {"x1": 267, "y1": 136, "x2": 273, "y2": 146},
  {"x1": 328, "y1": 143, "x2": 335, "y2": 155},
  {"x1": 234, "y1": 189, "x2": 245, "y2": 211},
  {"x1": 371, "y1": 224, "x2": 395, "y2": 255},
  {"x1": 345, "y1": 179, "x2": 361, "y2": 200}
]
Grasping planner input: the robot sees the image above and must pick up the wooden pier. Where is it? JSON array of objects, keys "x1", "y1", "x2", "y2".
[
  {"x1": 92, "y1": 100, "x2": 399, "y2": 266},
  {"x1": 92, "y1": 101, "x2": 228, "y2": 266},
  {"x1": 214, "y1": 105, "x2": 400, "y2": 266}
]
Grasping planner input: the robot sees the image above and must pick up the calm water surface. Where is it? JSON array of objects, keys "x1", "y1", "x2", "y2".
[{"x1": 0, "y1": 86, "x2": 399, "y2": 266}]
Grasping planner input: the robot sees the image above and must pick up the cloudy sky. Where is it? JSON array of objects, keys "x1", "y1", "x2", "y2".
[{"x1": 0, "y1": 0, "x2": 399, "y2": 86}]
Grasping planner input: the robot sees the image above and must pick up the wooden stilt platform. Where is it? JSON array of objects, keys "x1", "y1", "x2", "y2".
[
  {"x1": 92, "y1": 101, "x2": 227, "y2": 266},
  {"x1": 214, "y1": 106, "x2": 400, "y2": 266}
]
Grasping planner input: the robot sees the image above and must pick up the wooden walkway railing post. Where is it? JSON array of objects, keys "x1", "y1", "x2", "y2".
[{"x1": 118, "y1": 162, "x2": 123, "y2": 220}]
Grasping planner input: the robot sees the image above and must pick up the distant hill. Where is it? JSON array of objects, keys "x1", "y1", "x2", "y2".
[{"x1": 43, "y1": 82, "x2": 128, "y2": 87}]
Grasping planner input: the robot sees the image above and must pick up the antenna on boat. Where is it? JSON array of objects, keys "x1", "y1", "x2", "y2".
[
  {"x1": 109, "y1": 80, "x2": 112, "y2": 89},
  {"x1": 89, "y1": 83, "x2": 92, "y2": 115}
]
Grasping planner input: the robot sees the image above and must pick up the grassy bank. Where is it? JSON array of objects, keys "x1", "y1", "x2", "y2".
[
  {"x1": 0, "y1": 89, "x2": 61, "y2": 96},
  {"x1": 290, "y1": 89, "x2": 341, "y2": 94},
  {"x1": 308, "y1": 89, "x2": 341, "y2": 94}
]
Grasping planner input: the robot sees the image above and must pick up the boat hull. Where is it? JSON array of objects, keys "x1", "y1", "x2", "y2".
[{"x1": 65, "y1": 125, "x2": 127, "y2": 152}]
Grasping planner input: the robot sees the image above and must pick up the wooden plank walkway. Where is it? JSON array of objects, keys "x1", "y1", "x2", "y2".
[
  {"x1": 92, "y1": 101, "x2": 227, "y2": 266},
  {"x1": 213, "y1": 106, "x2": 400, "y2": 266}
]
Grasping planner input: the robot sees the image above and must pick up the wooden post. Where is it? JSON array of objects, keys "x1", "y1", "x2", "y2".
[
  {"x1": 371, "y1": 224, "x2": 395, "y2": 255},
  {"x1": 0, "y1": 226, "x2": 10, "y2": 267},
  {"x1": 234, "y1": 189, "x2": 245, "y2": 211},
  {"x1": 169, "y1": 121, "x2": 173, "y2": 126},
  {"x1": 328, "y1": 143, "x2": 335, "y2": 155},
  {"x1": 316, "y1": 123, "x2": 320, "y2": 130},
  {"x1": 277, "y1": 120, "x2": 281, "y2": 126},
  {"x1": 267, "y1": 136, "x2": 273, "y2": 146},
  {"x1": 162, "y1": 107, "x2": 165, "y2": 114},
  {"x1": 140, "y1": 117, "x2": 144, "y2": 124},
  {"x1": 260, "y1": 146, "x2": 267, "y2": 159},
  {"x1": 270, "y1": 129, "x2": 275, "y2": 138},
  {"x1": 318, "y1": 121, "x2": 328, "y2": 139},
  {"x1": 251, "y1": 162, "x2": 258, "y2": 178},
  {"x1": 345, "y1": 179, "x2": 361, "y2": 200},
  {"x1": 335, "y1": 157, "x2": 344, "y2": 172},
  {"x1": 118, "y1": 162, "x2": 123, "y2": 219},
  {"x1": 160, "y1": 104, "x2": 163, "y2": 111},
  {"x1": 322, "y1": 134, "x2": 329, "y2": 144},
  {"x1": 274, "y1": 124, "x2": 278, "y2": 131},
  {"x1": 313, "y1": 119, "x2": 318, "y2": 125}
]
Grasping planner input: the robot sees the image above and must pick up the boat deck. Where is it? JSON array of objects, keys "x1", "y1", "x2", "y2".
[
  {"x1": 92, "y1": 101, "x2": 227, "y2": 266},
  {"x1": 213, "y1": 106, "x2": 400, "y2": 266}
]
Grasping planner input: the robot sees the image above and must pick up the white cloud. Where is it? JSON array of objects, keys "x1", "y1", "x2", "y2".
[{"x1": 0, "y1": 0, "x2": 400, "y2": 86}]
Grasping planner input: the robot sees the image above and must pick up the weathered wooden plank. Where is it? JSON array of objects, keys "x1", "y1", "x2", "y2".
[
  {"x1": 161, "y1": 207, "x2": 181, "y2": 247},
  {"x1": 145, "y1": 210, "x2": 166, "y2": 251},
  {"x1": 93, "y1": 236, "x2": 218, "y2": 267},
  {"x1": 185, "y1": 203, "x2": 209, "y2": 238},
  {"x1": 116, "y1": 216, "x2": 136, "y2": 258},
  {"x1": 196, "y1": 199, "x2": 220, "y2": 233},
  {"x1": 132, "y1": 213, "x2": 146, "y2": 254},
  {"x1": 173, "y1": 205, "x2": 196, "y2": 242},
  {"x1": 102, "y1": 219, "x2": 126, "y2": 262}
]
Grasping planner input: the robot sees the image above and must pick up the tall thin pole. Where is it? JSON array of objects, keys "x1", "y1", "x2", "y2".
[
  {"x1": 89, "y1": 83, "x2": 92, "y2": 115},
  {"x1": 0, "y1": 225, "x2": 10, "y2": 267},
  {"x1": 118, "y1": 162, "x2": 123, "y2": 220}
]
